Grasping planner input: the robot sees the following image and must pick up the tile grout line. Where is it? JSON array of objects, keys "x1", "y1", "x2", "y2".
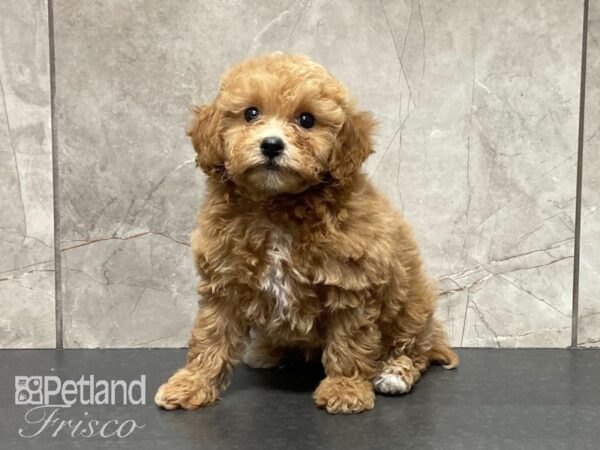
[
  {"x1": 572, "y1": 0, "x2": 589, "y2": 348},
  {"x1": 47, "y1": 0, "x2": 63, "y2": 349}
]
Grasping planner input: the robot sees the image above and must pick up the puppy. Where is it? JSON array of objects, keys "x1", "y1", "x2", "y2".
[{"x1": 155, "y1": 52, "x2": 458, "y2": 414}]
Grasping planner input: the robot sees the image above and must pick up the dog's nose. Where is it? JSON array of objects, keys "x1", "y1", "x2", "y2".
[{"x1": 260, "y1": 136, "x2": 285, "y2": 159}]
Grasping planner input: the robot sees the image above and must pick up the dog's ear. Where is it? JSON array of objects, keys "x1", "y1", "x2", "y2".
[
  {"x1": 187, "y1": 103, "x2": 224, "y2": 177},
  {"x1": 329, "y1": 109, "x2": 376, "y2": 184}
]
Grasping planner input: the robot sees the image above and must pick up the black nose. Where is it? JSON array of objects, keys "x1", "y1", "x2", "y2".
[{"x1": 260, "y1": 136, "x2": 285, "y2": 158}]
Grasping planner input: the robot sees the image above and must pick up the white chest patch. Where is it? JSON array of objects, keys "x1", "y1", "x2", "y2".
[{"x1": 260, "y1": 228, "x2": 295, "y2": 320}]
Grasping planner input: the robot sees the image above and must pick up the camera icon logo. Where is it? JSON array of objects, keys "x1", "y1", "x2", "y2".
[{"x1": 15, "y1": 376, "x2": 43, "y2": 405}]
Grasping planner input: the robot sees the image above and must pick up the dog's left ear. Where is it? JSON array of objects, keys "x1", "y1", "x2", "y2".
[{"x1": 329, "y1": 109, "x2": 376, "y2": 184}]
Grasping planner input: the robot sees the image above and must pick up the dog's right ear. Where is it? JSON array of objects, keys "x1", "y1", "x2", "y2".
[{"x1": 187, "y1": 103, "x2": 224, "y2": 177}]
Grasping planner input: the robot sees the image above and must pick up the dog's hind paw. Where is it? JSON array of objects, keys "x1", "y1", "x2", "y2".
[
  {"x1": 373, "y1": 372, "x2": 410, "y2": 395},
  {"x1": 242, "y1": 347, "x2": 282, "y2": 369}
]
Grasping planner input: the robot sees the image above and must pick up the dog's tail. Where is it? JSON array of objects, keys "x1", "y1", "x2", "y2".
[{"x1": 426, "y1": 321, "x2": 459, "y2": 369}]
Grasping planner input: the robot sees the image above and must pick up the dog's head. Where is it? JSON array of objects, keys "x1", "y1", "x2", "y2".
[{"x1": 188, "y1": 53, "x2": 376, "y2": 195}]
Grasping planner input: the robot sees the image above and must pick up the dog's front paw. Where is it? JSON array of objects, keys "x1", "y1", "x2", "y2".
[
  {"x1": 154, "y1": 367, "x2": 219, "y2": 411},
  {"x1": 313, "y1": 376, "x2": 375, "y2": 414}
]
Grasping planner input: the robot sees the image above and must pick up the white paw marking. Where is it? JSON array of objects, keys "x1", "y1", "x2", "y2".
[{"x1": 373, "y1": 373, "x2": 409, "y2": 395}]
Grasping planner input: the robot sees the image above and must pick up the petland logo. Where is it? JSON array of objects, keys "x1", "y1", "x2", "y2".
[{"x1": 14, "y1": 375, "x2": 146, "y2": 439}]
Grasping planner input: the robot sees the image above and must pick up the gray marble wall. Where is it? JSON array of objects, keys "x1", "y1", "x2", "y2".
[
  {"x1": 580, "y1": 1, "x2": 600, "y2": 346},
  {"x1": 1, "y1": 0, "x2": 597, "y2": 348},
  {"x1": 0, "y1": 0, "x2": 55, "y2": 348}
]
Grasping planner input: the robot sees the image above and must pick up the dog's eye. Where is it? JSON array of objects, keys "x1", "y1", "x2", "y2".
[
  {"x1": 244, "y1": 107, "x2": 260, "y2": 123},
  {"x1": 297, "y1": 112, "x2": 315, "y2": 129}
]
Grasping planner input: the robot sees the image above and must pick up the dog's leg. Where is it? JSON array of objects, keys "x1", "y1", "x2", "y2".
[
  {"x1": 155, "y1": 295, "x2": 247, "y2": 410},
  {"x1": 374, "y1": 317, "x2": 458, "y2": 395},
  {"x1": 243, "y1": 330, "x2": 285, "y2": 369},
  {"x1": 313, "y1": 289, "x2": 381, "y2": 414}
]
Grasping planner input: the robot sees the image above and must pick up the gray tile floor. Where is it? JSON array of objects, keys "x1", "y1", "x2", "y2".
[{"x1": 0, "y1": 349, "x2": 598, "y2": 449}]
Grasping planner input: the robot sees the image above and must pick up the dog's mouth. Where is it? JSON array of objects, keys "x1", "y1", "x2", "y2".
[
  {"x1": 245, "y1": 162, "x2": 290, "y2": 178},
  {"x1": 264, "y1": 160, "x2": 280, "y2": 171},
  {"x1": 239, "y1": 162, "x2": 315, "y2": 195},
  {"x1": 247, "y1": 158, "x2": 286, "y2": 173}
]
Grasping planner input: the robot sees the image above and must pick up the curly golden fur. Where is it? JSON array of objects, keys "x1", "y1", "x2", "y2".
[{"x1": 155, "y1": 53, "x2": 458, "y2": 414}]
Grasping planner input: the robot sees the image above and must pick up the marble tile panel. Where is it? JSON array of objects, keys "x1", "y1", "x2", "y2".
[
  {"x1": 0, "y1": 0, "x2": 54, "y2": 348},
  {"x1": 579, "y1": 0, "x2": 600, "y2": 347},
  {"x1": 55, "y1": 0, "x2": 582, "y2": 347}
]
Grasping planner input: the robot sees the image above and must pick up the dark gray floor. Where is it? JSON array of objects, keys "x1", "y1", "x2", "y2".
[{"x1": 0, "y1": 349, "x2": 599, "y2": 449}]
